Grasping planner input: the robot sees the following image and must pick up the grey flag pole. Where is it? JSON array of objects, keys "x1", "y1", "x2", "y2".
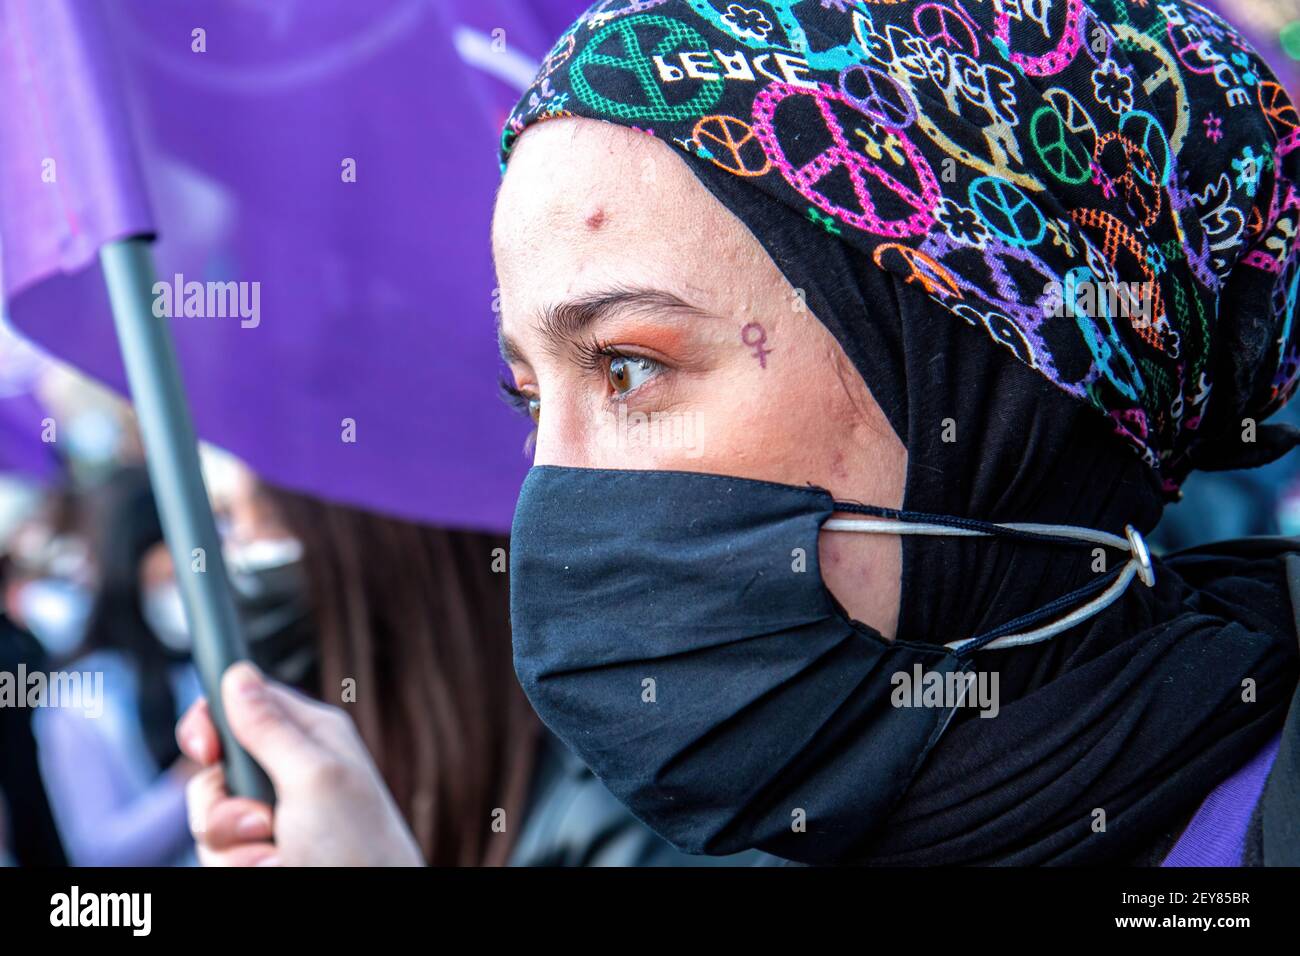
[{"x1": 100, "y1": 237, "x2": 275, "y2": 806}]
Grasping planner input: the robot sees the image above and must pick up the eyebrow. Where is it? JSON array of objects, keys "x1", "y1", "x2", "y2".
[{"x1": 498, "y1": 286, "x2": 717, "y2": 365}]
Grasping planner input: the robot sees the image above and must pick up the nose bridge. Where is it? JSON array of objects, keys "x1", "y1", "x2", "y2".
[{"x1": 531, "y1": 394, "x2": 594, "y2": 470}]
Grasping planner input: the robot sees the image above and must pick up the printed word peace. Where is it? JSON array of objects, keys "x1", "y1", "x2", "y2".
[{"x1": 652, "y1": 48, "x2": 818, "y2": 90}]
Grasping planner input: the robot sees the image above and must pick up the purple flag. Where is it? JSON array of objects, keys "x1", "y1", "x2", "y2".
[
  {"x1": 0, "y1": 0, "x2": 153, "y2": 296},
  {"x1": 2, "y1": 0, "x2": 586, "y2": 532},
  {"x1": 0, "y1": 327, "x2": 59, "y2": 482}
]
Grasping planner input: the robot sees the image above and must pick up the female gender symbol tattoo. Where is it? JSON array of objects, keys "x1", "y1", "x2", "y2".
[{"x1": 741, "y1": 322, "x2": 773, "y2": 368}]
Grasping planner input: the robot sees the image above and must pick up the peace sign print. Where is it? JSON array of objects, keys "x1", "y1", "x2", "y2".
[
  {"x1": 993, "y1": 0, "x2": 1083, "y2": 77},
  {"x1": 1111, "y1": 24, "x2": 1190, "y2": 152},
  {"x1": 1070, "y1": 207, "x2": 1173, "y2": 354},
  {"x1": 693, "y1": 115, "x2": 771, "y2": 175},
  {"x1": 752, "y1": 81, "x2": 939, "y2": 237},
  {"x1": 496, "y1": 0, "x2": 1300, "y2": 494},
  {"x1": 968, "y1": 177, "x2": 1046, "y2": 248},
  {"x1": 539, "y1": 32, "x2": 577, "y2": 80},
  {"x1": 1063, "y1": 266, "x2": 1145, "y2": 402},
  {"x1": 1094, "y1": 131, "x2": 1162, "y2": 228},
  {"x1": 1031, "y1": 104, "x2": 1093, "y2": 186},
  {"x1": 839, "y1": 65, "x2": 916, "y2": 129},
  {"x1": 871, "y1": 243, "x2": 962, "y2": 300},
  {"x1": 1260, "y1": 81, "x2": 1300, "y2": 156},
  {"x1": 1118, "y1": 111, "x2": 1172, "y2": 188},
  {"x1": 912, "y1": 2, "x2": 979, "y2": 57},
  {"x1": 570, "y1": 14, "x2": 723, "y2": 122}
]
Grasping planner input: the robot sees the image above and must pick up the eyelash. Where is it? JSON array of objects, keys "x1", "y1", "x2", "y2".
[
  {"x1": 498, "y1": 376, "x2": 533, "y2": 416},
  {"x1": 498, "y1": 341, "x2": 667, "y2": 427},
  {"x1": 577, "y1": 340, "x2": 664, "y2": 397}
]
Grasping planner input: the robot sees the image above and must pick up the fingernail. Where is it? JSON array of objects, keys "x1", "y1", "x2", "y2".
[
  {"x1": 183, "y1": 733, "x2": 205, "y2": 758},
  {"x1": 232, "y1": 666, "x2": 263, "y2": 699},
  {"x1": 256, "y1": 854, "x2": 281, "y2": 867},
  {"x1": 236, "y1": 812, "x2": 271, "y2": 840}
]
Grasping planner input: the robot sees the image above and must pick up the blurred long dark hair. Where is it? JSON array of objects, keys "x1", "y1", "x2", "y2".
[
  {"x1": 260, "y1": 483, "x2": 539, "y2": 866},
  {"x1": 76, "y1": 466, "x2": 180, "y2": 772}
]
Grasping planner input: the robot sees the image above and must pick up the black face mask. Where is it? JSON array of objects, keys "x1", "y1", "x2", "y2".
[
  {"x1": 509, "y1": 465, "x2": 1153, "y2": 864},
  {"x1": 226, "y1": 541, "x2": 318, "y2": 691}
]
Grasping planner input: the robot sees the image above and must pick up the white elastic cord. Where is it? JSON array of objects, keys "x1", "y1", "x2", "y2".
[
  {"x1": 823, "y1": 516, "x2": 1155, "y2": 651},
  {"x1": 822, "y1": 518, "x2": 1129, "y2": 552},
  {"x1": 952, "y1": 560, "x2": 1138, "y2": 651}
]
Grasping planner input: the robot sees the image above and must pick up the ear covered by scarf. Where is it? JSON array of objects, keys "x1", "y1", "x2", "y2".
[{"x1": 501, "y1": 0, "x2": 1300, "y2": 497}]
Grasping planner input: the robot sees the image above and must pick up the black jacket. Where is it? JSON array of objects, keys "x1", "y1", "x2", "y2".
[
  {"x1": 0, "y1": 616, "x2": 65, "y2": 866},
  {"x1": 510, "y1": 731, "x2": 778, "y2": 867}
]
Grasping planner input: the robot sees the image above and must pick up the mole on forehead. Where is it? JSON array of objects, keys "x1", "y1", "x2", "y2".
[{"x1": 584, "y1": 207, "x2": 607, "y2": 230}]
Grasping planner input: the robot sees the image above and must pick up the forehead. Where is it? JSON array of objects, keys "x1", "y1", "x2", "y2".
[{"x1": 491, "y1": 119, "x2": 764, "y2": 307}]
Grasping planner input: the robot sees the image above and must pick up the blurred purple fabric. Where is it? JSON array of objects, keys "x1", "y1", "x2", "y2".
[
  {"x1": 0, "y1": 323, "x2": 60, "y2": 483},
  {"x1": 1, "y1": 0, "x2": 585, "y2": 530},
  {"x1": 1162, "y1": 733, "x2": 1281, "y2": 866}
]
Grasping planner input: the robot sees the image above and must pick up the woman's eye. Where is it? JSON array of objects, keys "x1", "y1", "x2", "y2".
[
  {"x1": 498, "y1": 377, "x2": 541, "y2": 425},
  {"x1": 608, "y1": 355, "x2": 658, "y2": 396}
]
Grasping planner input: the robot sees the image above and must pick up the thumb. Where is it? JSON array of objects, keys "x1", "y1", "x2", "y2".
[{"x1": 221, "y1": 662, "x2": 323, "y2": 786}]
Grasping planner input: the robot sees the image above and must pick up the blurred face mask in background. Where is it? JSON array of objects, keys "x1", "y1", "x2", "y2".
[
  {"x1": 225, "y1": 537, "x2": 310, "y2": 644},
  {"x1": 140, "y1": 579, "x2": 191, "y2": 654},
  {"x1": 142, "y1": 537, "x2": 315, "y2": 684},
  {"x1": 18, "y1": 577, "x2": 91, "y2": 658}
]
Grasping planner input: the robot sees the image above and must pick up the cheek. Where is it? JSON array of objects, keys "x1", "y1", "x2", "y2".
[
  {"x1": 684, "y1": 335, "x2": 861, "y2": 481},
  {"x1": 817, "y1": 528, "x2": 902, "y2": 639}
]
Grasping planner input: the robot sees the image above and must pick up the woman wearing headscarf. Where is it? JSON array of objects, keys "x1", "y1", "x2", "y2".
[{"x1": 184, "y1": 0, "x2": 1300, "y2": 865}]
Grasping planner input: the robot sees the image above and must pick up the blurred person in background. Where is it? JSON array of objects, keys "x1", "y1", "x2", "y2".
[
  {"x1": 0, "y1": 598, "x2": 64, "y2": 866},
  {"x1": 4, "y1": 486, "x2": 93, "y2": 661},
  {"x1": 34, "y1": 466, "x2": 201, "y2": 867}
]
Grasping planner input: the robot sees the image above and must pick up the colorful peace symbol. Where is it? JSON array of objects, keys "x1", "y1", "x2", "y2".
[
  {"x1": 1260, "y1": 81, "x2": 1300, "y2": 156},
  {"x1": 752, "y1": 82, "x2": 939, "y2": 237},
  {"x1": 570, "y1": 14, "x2": 723, "y2": 122},
  {"x1": 912, "y1": 3, "x2": 979, "y2": 57},
  {"x1": 1062, "y1": 266, "x2": 1145, "y2": 402},
  {"x1": 838, "y1": 64, "x2": 916, "y2": 129},
  {"x1": 692, "y1": 114, "x2": 771, "y2": 175},
  {"x1": 968, "y1": 177, "x2": 1047, "y2": 247},
  {"x1": 1118, "y1": 110, "x2": 1172, "y2": 187},
  {"x1": 993, "y1": 0, "x2": 1083, "y2": 76},
  {"x1": 1071, "y1": 207, "x2": 1173, "y2": 355},
  {"x1": 1031, "y1": 105, "x2": 1093, "y2": 185},
  {"x1": 1094, "y1": 131, "x2": 1162, "y2": 227}
]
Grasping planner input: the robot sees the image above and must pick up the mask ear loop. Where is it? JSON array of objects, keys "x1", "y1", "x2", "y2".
[{"x1": 825, "y1": 504, "x2": 1156, "y2": 653}]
